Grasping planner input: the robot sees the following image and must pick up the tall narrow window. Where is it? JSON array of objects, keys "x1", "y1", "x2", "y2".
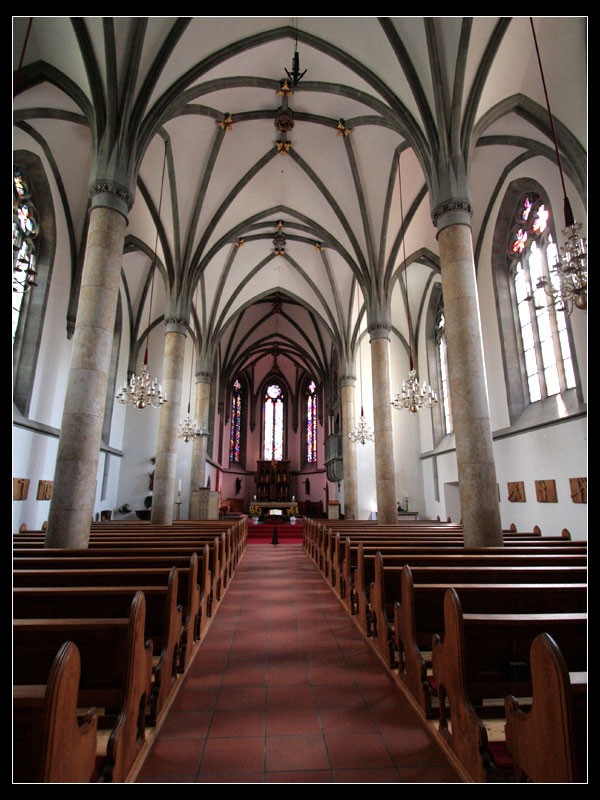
[
  {"x1": 229, "y1": 379, "x2": 242, "y2": 463},
  {"x1": 263, "y1": 383, "x2": 285, "y2": 460},
  {"x1": 435, "y1": 306, "x2": 453, "y2": 434},
  {"x1": 13, "y1": 167, "x2": 39, "y2": 340},
  {"x1": 306, "y1": 379, "x2": 318, "y2": 463},
  {"x1": 509, "y1": 193, "x2": 576, "y2": 403}
]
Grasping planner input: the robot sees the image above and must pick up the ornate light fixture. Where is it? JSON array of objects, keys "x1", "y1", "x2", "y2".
[
  {"x1": 116, "y1": 142, "x2": 168, "y2": 410},
  {"x1": 391, "y1": 151, "x2": 438, "y2": 414},
  {"x1": 528, "y1": 17, "x2": 587, "y2": 315},
  {"x1": 285, "y1": 18, "x2": 307, "y2": 88},
  {"x1": 349, "y1": 287, "x2": 374, "y2": 445},
  {"x1": 177, "y1": 288, "x2": 202, "y2": 442}
]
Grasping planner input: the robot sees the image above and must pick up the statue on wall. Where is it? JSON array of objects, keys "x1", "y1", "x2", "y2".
[
  {"x1": 304, "y1": 478, "x2": 310, "y2": 495},
  {"x1": 235, "y1": 477, "x2": 242, "y2": 495}
]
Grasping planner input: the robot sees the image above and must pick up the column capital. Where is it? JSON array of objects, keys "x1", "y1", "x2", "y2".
[
  {"x1": 340, "y1": 373, "x2": 356, "y2": 387},
  {"x1": 432, "y1": 198, "x2": 473, "y2": 233},
  {"x1": 196, "y1": 369, "x2": 213, "y2": 384},
  {"x1": 367, "y1": 321, "x2": 392, "y2": 340},
  {"x1": 88, "y1": 179, "x2": 133, "y2": 219},
  {"x1": 164, "y1": 318, "x2": 189, "y2": 335}
]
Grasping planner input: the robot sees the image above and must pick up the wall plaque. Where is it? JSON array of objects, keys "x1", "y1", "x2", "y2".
[
  {"x1": 535, "y1": 479, "x2": 557, "y2": 503},
  {"x1": 569, "y1": 477, "x2": 587, "y2": 504},
  {"x1": 507, "y1": 481, "x2": 525, "y2": 502}
]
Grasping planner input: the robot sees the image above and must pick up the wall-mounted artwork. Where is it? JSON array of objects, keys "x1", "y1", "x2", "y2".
[
  {"x1": 13, "y1": 478, "x2": 30, "y2": 500},
  {"x1": 507, "y1": 481, "x2": 525, "y2": 502},
  {"x1": 569, "y1": 477, "x2": 587, "y2": 504},
  {"x1": 535, "y1": 479, "x2": 557, "y2": 503},
  {"x1": 37, "y1": 480, "x2": 53, "y2": 500}
]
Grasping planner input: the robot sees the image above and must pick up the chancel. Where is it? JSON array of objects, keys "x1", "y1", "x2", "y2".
[{"x1": 13, "y1": 16, "x2": 587, "y2": 784}]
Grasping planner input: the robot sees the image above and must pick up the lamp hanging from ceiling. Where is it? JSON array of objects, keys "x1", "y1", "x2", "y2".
[
  {"x1": 391, "y1": 151, "x2": 438, "y2": 413},
  {"x1": 348, "y1": 287, "x2": 374, "y2": 445},
  {"x1": 527, "y1": 17, "x2": 587, "y2": 315},
  {"x1": 177, "y1": 288, "x2": 202, "y2": 442},
  {"x1": 116, "y1": 142, "x2": 168, "y2": 410}
]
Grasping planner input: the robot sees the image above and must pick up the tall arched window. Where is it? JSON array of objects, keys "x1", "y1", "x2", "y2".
[
  {"x1": 229, "y1": 379, "x2": 243, "y2": 463},
  {"x1": 509, "y1": 193, "x2": 576, "y2": 403},
  {"x1": 435, "y1": 303, "x2": 453, "y2": 435},
  {"x1": 13, "y1": 167, "x2": 39, "y2": 340},
  {"x1": 305, "y1": 379, "x2": 318, "y2": 464},
  {"x1": 263, "y1": 382, "x2": 285, "y2": 460}
]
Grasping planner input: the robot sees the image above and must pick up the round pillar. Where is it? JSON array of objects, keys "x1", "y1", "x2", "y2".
[
  {"x1": 369, "y1": 327, "x2": 398, "y2": 524},
  {"x1": 340, "y1": 373, "x2": 358, "y2": 520}
]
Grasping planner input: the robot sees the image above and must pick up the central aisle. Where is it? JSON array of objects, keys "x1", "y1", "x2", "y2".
[{"x1": 135, "y1": 543, "x2": 462, "y2": 783}]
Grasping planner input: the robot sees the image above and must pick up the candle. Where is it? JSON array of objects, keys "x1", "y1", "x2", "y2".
[{"x1": 178, "y1": 479, "x2": 182, "y2": 493}]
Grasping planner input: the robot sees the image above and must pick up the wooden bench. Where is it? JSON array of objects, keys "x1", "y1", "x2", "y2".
[
  {"x1": 504, "y1": 632, "x2": 587, "y2": 783},
  {"x1": 13, "y1": 567, "x2": 183, "y2": 726},
  {"x1": 430, "y1": 588, "x2": 587, "y2": 782},
  {"x1": 389, "y1": 562, "x2": 587, "y2": 716},
  {"x1": 351, "y1": 546, "x2": 587, "y2": 635},
  {"x1": 13, "y1": 553, "x2": 207, "y2": 668},
  {"x1": 13, "y1": 640, "x2": 99, "y2": 783},
  {"x1": 13, "y1": 591, "x2": 154, "y2": 783},
  {"x1": 13, "y1": 546, "x2": 216, "y2": 622},
  {"x1": 13, "y1": 535, "x2": 228, "y2": 600}
]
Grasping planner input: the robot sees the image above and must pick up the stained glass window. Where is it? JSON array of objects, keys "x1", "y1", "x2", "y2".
[
  {"x1": 306, "y1": 380, "x2": 317, "y2": 463},
  {"x1": 509, "y1": 194, "x2": 575, "y2": 403},
  {"x1": 13, "y1": 168, "x2": 39, "y2": 340},
  {"x1": 435, "y1": 308, "x2": 453, "y2": 435},
  {"x1": 263, "y1": 383, "x2": 284, "y2": 460},
  {"x1": 229, "y1": 379, "x2": 242, "y2": 462}
]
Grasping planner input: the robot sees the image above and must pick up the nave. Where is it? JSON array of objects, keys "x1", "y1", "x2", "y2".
[{"x1": 134, "y1": 543, "x2": 462, "y2": 783}]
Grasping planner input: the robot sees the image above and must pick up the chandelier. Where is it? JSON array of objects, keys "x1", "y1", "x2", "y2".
[
  {"x1": 528, "y1": 17, "x2": 587, "y2": 315},
  {"x1": 116, "y1": 141, "x2": 168, "y2": 410},
  {"x1": 177, "y1": 288, "x2": 202, "y2": 442},
  {"x1": 349, "y1": 287, "x2": 374, "y2": 445},
  {"x1": 391, "y1": 151, "x2": 438, "y2": 414}
]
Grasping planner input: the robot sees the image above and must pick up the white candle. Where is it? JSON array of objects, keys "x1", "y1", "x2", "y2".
[{"x1": 178, "y1": 479, "x2": 182, "y2": 493}]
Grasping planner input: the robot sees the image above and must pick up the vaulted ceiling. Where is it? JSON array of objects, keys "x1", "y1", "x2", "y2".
[{"x1": 12, "y1": 17, "x2": 587, "y2": 394}]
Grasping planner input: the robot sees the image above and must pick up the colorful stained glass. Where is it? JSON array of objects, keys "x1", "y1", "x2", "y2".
[
  {"x1": 229, "y1": 379, "x2": 242, "y2": 462},
  {"x1": 306, "y1": 380, "x2": 317, "y2": 463},
  {"x1": 264, "y1": 383, "x2": 284, "y2": 460}
]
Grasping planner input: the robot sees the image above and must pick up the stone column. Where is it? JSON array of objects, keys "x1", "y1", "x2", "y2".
[
  {"x1": 45, "y1": 203, "x2": 127, "y2": 549},
  {"x1": 340, "y1": 370, "x2": 358, "y2": 520},
  {"x1": 369, "y1": 324, "x2": 398, "y2": 524},
  {"x1": 151, "y1": 319, "x2": 187, "y2": 524},
  {"x1": 436, "y1": 208, "x2": 502, "y2": 547},
  {"x1": 190, "y1": 361, "x2": 213, "y2": 504}
]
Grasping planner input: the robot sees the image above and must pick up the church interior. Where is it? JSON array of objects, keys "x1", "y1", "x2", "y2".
[{"x1": 13, "y1": 17, "x2": 587, "y2": 784}]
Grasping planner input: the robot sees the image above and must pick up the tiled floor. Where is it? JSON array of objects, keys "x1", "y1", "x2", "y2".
[{"x1": 134, "y1": 543, "x2": 463, "y2": 783}]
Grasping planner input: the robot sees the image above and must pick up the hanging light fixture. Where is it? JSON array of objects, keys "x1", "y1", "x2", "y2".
[
  {"x1": 391, "y1": 151, "x2": 438, "y2": 414},
  {"x1": 349, "y1": 287, "x2": 374, "y2": 445},
  {"x1": 527, "y1": 17, "x2": 587, "y2": 315},
  {"x1": 177, "y1": 287, "x2": 202, "y2": 442},
  {"x1": 116, "y1": 142, "x2": 168, "y2": 410}
]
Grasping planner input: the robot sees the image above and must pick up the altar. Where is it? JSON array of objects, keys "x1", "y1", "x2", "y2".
[{"x1": 249, "y1": 500, "x2": 299, "y2": 518}]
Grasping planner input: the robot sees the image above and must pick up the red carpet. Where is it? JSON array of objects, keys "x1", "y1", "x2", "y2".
[{"x1": 247, "y1": 521, "x2": 304, "y2": 544}]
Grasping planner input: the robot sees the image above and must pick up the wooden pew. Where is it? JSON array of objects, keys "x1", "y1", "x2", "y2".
[
  {"x1": 351, "y1": 546, "x2": 587, "y2": 635},
  {"x1": 13, "y1": 546, "x2": 214, "y2": 628},
  {"x1": 504, "y1": 632, "x2": 587, "y2": 783},
  {"x1": 13, "y1": 568, "x2": 183, "y2": 726},
  {"x1": 13, "y1": 535, "x2": 227, "y2": 603},
  {"x1": 13, "y1": 591, "x2": 154, "y2": 783},
  {"x1": 389, "y1": 563, "x2": 587, "y2": 717},
  {"x1": 13, "y1": 640, "x2": 99, "y2": 783},
  {"x1": 430, "y1": 588, "x2": 587, "y2": 782}
]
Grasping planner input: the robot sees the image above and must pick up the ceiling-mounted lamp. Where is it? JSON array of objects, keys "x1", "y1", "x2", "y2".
[
  {"x1": 391, "y1": 151, "x2": 438, "y2": 414},
  {"x1": 527, "y1": 17, "x2": 587, "y2": 315},
  {"x1": 349, "y1": 287, "x2": 374, "y2": 445},
  {"x1": 177, "y1": 288, "x2": 202, "y2": 443},
  {"x1": 116, "y1": 142, "x2": 168, "y2": 410},
  {"x1": 285, "y1": 18, "x2": 307, "y2": 88}
]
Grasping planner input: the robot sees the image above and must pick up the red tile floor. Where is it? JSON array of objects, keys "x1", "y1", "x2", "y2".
[{"x1": 134, "y1": 543, "x2": 463, "y2": 783}]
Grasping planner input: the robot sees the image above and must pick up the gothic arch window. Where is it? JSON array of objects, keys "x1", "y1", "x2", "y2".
[
  {"x1": 493, "y1": 180, "x2": 581, "y2": 423},
  {"x1": 229, "y1": 378, "x2": 243, "y2": 463},
  {"x1": 435, "y1": 301, "x2": 453, "y2": 435},
  {"x1": 426, "y1": 282, "x2": 452, "y2": 446},
  {"x1": 305, "y1": 378, "x2": 318, "y2": 464},
  {"x1": 508, "y1": 192, "x2": 576, "y2": 404},
  {"x1": 12, "y1": 153, "x2": 56, "y2": 418},
  {"x1": 263, "y1": 381, "x2": 286, "y2": 461}
]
